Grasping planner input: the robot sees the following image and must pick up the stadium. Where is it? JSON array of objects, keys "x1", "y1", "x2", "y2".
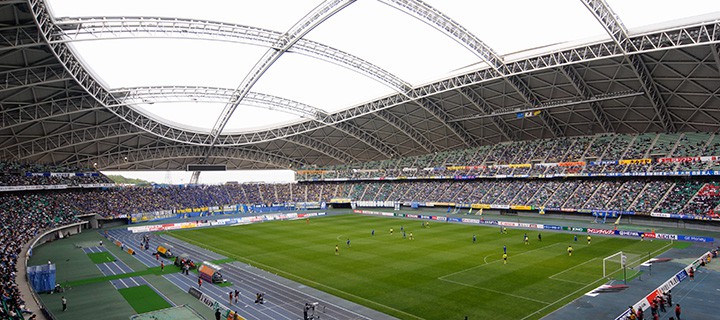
[{"x1": 2, "y1": 0, "x2": 720, "y2": 319}]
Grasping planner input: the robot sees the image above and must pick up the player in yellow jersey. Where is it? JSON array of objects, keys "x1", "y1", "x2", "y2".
[
  {"x1": 503, "y1": 253, "x2": 508, "y2": 264},
  {"x1": 567, "y1": 245, "x2": 573, "y2": 256}
]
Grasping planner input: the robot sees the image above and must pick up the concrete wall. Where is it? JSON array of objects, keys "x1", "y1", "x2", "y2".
[{"x1": 30, "y1": 222, "x2": 87, "y2": 250}]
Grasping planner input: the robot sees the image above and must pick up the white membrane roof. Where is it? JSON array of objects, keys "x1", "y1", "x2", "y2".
[{"x1": 46, "y1": 0, "x2": 720, "y2": 133}]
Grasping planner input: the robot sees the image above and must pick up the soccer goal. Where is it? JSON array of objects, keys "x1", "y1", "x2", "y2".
[{"x1": 603, "y1": 251, "x2": 627, "y2": 278}]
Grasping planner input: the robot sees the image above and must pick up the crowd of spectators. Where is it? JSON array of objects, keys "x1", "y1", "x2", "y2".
[
  {"x1": 2, "y1": 132, "x2": 720, "y2": 317},
  {"x1": 507, "y1": 180, "x2": 542, "y2": 205},
  {"x1": 656, "y1": 181, "x2": 704, "y2": 214},
  {"x1": 184, "y1": 178, "x2": 713, "y2": 217},
  {"x1": 1, "y1": 176, "x2": 720, "y2": 318},
  {"x1": 0, "y1": 160, "x2": 112, "y2": 187},
  {"x1": 297, "y1": 132, "x2": 720, "y2": 181},
  {"x1": 4, "y1": 132, "x2": 720, "y2": 318},
  {"x1": 608, "y1": 180, "x2": 643, "y2": 210},
  {"x1": 561, "y1": 181, "x2": 597, "y2": 208},
  {"x1": 681, "y1": 184, "x2": 720, "y2": 218},
  {"x1": 0, "y1": 192, "x2": 79, "y2": 319},
  {"x1": 526, "y1": 181, "x2": 563, "y2": 207},
  {"x1": 584, "y1": 181, "x2": 624, "y2": 209},
  {"x1": 673, "y1": 132, "x2": 709, "y2": 156},
  {"x1": 629, "y1": 180, "x2": 672, "y2": 213}
]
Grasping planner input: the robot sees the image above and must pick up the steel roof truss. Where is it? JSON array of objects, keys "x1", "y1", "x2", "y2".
[
  {"x1": 375, "y1": 109, "x2": 436, "y2": 153},
  {"x1": 560, "y1": 65, "x2": 615, "y2": 133},
  {"x1": 54, "y1": 16, "x2": 410, "y2": 92},
  {"x1": 284, "y1": 134, "x2": 357, "y2": 164},
  {"x1": 208, "y1": 0, "x2": 356, "y2": 144},
  {"x1": 581, "y1": 0, "x2": 676, "y2": 133},
  {"x1": 457, "y1": 87, "x2": 516, "y2": 141}
]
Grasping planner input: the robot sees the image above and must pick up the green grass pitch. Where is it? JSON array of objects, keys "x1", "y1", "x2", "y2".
[
  {"x1": 86, "y1": 251, "x2": 116, "y2": 264},
  {"x1": 168, "y1": 214, "x2": 673, "y2": 319},
  {"x1": 118, "y1": 285, "x2": 172, "y2": 314}
]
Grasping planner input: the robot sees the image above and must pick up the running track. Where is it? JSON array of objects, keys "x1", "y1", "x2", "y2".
[
  {"x1": 105, "y1": 229, "x2": 393, "y2": 320},
  {"x1": 83, "y1": 246, "x2": 134, "y2": 276}
]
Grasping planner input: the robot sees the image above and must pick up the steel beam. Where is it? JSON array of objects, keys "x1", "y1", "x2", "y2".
[
  {"x1": 29, "y1": 0, "x2": 719, "y2": 146},
  {"x1": 415, "y1": 98, "x2": 479, "y2": 147},
  {"x1": 332, "y1": 120, "x2": 398, "y2": 158},
  {"x1": 375, "y1": 109, "x2": 436, "y2": 153},
  {"x1": 0, "y1": 95, "x2": 101, "y2": 130},
  {"x1": 111, "y1": 85, "x2": 432, "y2": 155},
  {"x1": 383, "y1": 0, "x2": 564, "y2": 137},
  {"x1": 2, "y1": 121, "x2": 136, "y2": 159},
  {"x1": 74, "y1": 144, "x2": 304, "y2": 170},
  {"x1": 458, "y1": 87, "x2": 516, "y2": 140},
  {"x1": 110, "y1": 86, "x2": 328, "y2": 120},
  {"x1": 208, "y1": 0, "x2": 355, "y2": 144},
  {"x1": 0, "y1": 23, "x2": 45, "y2": 51},
  {"x1": 110, "y1": 85, "x2": 399, "y2": 159},
  {"x1": 712, "y1": 43, "x2": 720, "y2": 76},
  {"x1": 560, "y1": 65, "x2": 614, "y2": 132},
  {"x1": 284, "y1": 134, "x2": 357, "y2": 164},
  {"x1": 449, "y1": 90, "x2": 642, "y2": 122},
  {"x1": 0, "y1": 64, "x2": 71, "y2": 92},
  {"x1": 54, "y1": 16, "x2": 410, "y2": 91},
  {"x1": 581, "y1": 0, "x2": 676, "y2": 132},
  {"x1": 189, "y1": 171, "x2": 200, "y2": 184}
]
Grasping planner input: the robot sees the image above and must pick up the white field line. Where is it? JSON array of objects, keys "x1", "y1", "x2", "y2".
[
  {"x1": 549, "y1": 277, "x2": 589, "y2": 285},
  {"x1": 129, "y1": 277, "x2": 140, "y2": 286},
  {"x1": 103, "y1": 262, "x2": 117, "y2": 276},
  {"x1": 171, "y1": 233, "x2": 405, "y2": 320},
  {"x1": 520, "y1": 240, "x2": 675, "y2": 320},
  {"x1": 141, "y1": 276, "x2": 176, "y2": 307},
  {"x1": 439, "y1": 243, "x2": 565, "y2": 281},
  {"x1": 483, "y1": 254, "x2": 492, "y2": 264},
  {"x1": 441, "y1": 277, "x2": 552, "y2": 305},
  {"x1": 110, "y1": 261, "x2": 126, "y2": 274},
  {"x1": 548, "y1": 258, "x2": 600, "y2": 285},
  {"x1": 117, "y1": 277, "x2": 128, "y2": 288}
]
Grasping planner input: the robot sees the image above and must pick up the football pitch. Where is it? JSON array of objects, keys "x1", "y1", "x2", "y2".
[{"x1": 168, "y1": 214, "x2": 673, "y2": 319}]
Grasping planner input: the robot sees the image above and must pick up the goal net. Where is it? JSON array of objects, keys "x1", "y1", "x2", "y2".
[{"x1": 603, "y1": 251, "x2": 627, "y2": 278}]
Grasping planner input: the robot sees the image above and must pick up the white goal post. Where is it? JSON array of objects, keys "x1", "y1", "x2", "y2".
[{"x1": 603, "y1": 251, "x2": 627, "y2": 278}]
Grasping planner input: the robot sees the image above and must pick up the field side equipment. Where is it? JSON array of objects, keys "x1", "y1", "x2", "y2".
[
  {"x1": 198, "y1": 261, "x2": 224, "y2": 283},
  {"x1": 156, "y1": 243, "x2": 174, "y2": 258},
  {"x1": 174, "y1": 253, "x2": 196, "y2": 269}
]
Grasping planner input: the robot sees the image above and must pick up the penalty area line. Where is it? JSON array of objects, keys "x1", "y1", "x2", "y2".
[
  {"x1": 439, "y1": 242, "x2": 564, "y2": 281},
  {"x1": 441, "y1": 278, "x2": 552, "y2": 305},
  {"x1": 520, "y1": 240, "x2": 677, "y2": 320},
  {"x1": 547, "y1": 258, "x2": 599, "y2": 285}
]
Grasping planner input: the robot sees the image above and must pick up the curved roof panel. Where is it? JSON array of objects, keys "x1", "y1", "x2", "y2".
[
  {"x1": 45, "y1": 0, "x2": 720, "y2": 133},
  {"x1": 606, "y1": 0, "x2": 720, "y2": 30},
  {"x1": 2, "y1": 0, "x2": 720, "y2": 170}
]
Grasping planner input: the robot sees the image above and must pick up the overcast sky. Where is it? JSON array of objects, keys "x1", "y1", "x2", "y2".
[{"x1": 50, "y1": 0, "x2": 720, "y2": 184}]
